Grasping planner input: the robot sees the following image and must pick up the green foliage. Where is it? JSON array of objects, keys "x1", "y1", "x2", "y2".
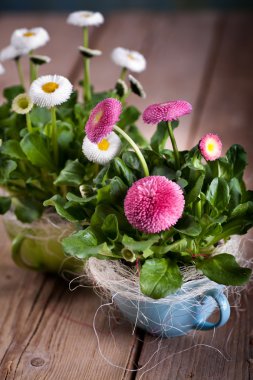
[
  {"x1": 1, "y1": 77, "x2": 252, "y2": 295},
  {"x1": 0, "y1": 196, "x2": 11, "y2": 214},
  {"x1": 140, "y1": 258, "x2": 183, "y2": 298},
  {"x1": 52, "y1": 136, "x2": 252, "y2": 298},
  {"x1": 197, "y1": 253, "x2": 251, "y2": 285},
  {"x1": 20, "y1": 132, "x2": 55, "y2": 170}
]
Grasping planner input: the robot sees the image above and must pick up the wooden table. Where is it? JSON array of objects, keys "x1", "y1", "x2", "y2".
[{"x1": 0, "y1": 11, "x2": 253, "y2": 380}]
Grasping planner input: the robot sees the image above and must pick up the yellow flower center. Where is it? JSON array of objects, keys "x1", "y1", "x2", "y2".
[
  {"x1": 93, "y1": 110, "x2": 103, "y2": 124},
  {"x1": 98, "y1": 139, "x2": 110, "y2": 151},
  {"x1": 207, "y1": 142, "x2": 215, "y2": 152},
  {"x1": 18, "y1": 97, "x2": 29, "y2": 109},
  {"x1": 127, "y1": 53, "x2": 135, "y2": 60},
  {"x1": 42, "y1": 82, "x2": 59, "y2": 93},
  {"x1": 23, "y1": 32, "x2": 36, "y2": 37},
  {"x1": 82, "y1": 12, "x2": 92, "y2": 18}
]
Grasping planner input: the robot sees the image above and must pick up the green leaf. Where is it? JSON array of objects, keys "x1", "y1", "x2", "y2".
[
  {"x1": 0, "y1": 103, "x2": 10, "y2": 119},
  {"x1": 185, "y1": 173, "x2": 205, "y2": 204},
  {"x1": 122, "y1": 151, "x2": 142, "y2": 172},
  {"x1": 122, "y1": 234, "x2": 159, "y2": 252},
  {"x1": 110, "y1": 176, "x2": 128, "y2": 202},
  {"x1": 30, "y1": 107, "x2": 51, "y2": 127},
  {"x1": 1, "y1": 140, "x2": 26, "y2": 159},
  {"x1": 113, "y1": 157, "x2": 136, "y2": 186},
  {"x1": 174, "y1": 215, "x2": 202, "y2": 236},
  {"x1": 66, "y1": 192, "x2": 96, "y2": 204},
  {"x1": 44, "y1": 195, "x2": 85, "y2": 222},
  {"x1": 151, "y1": 121, "x2": 169, "y2": 153},
  {"x1": 230, "y1": 201, "x2": 253, "y2": 219},
  {"x1": 140, "y1": 258, "x2": 183, "y2": 299},
  {"x1": 15, "y1": 201, "x2": 42, "y2": 223},
  {"x1": 91, "y1": 204, "x2": 131, "y2": 234},
  {"x1": 153, "y1": 238, "x2": 188, "y2": 255},
  {"x1": 56, "y1": 121, "x2": 74, "y2": 149},
  {"x1": 152, "y1": 165, "x2": 177, "y2": 180},
  {"x1": 0, "y1": 159, "x2": 17, "y2": 182},
  {"x1": 0, "y1": 196, "x2": 11, "y2": 214},
  {"x1": 206, "y1": 177, "x2": 230, "y2": 211},
  {"x1": 207, "y1": 158, "x2": 231, "y2": 180},
  {"x1": 228, "y1": 178, "x2": 242, "y2": 210},
  {"x1": 54, "y1": 159, "x2": 85, "y2": 186},
  {"x1": 62, "y1": 228, "x2": 116, "y2": 259},
  {"x1": 20, "y1": 132, "x2": 55, "y2": 171},
  {"x1": 197, "y1": 253, "x2": 252, "y2": 286},
  {"x1": 102, "y1": 214, "x2": 119, "y2": 241},
  {"x1": 118, "y1": 106, "x2": 140, "y2": 128},
  {"x1": 127, "y1": 125, "x2": 147, "y2": 148},
  {"x1": 4, "y1": 85, "x2": 24, "y2": 103},
  {"x1": 226, "y1": 144, "x2": 247, "y2": 178}
]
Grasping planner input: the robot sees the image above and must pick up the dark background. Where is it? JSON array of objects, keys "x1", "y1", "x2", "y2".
[{"x1": 0, "y1": 0, "x2": 252, "y2": 11}]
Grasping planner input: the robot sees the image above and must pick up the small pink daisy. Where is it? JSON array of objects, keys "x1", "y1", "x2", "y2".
[
  {"x1": 124, "y1": 176, "x2": 185, "y2": 234},
  {"x1": 85, "y1": 98, "x2": 122, "y2": 143},
  {"x1": 199, "y1": 133, "x2": 222, "y2": 161},
  {"x1": 142, "y1": 100, "x2": 192, "y2": 125}
]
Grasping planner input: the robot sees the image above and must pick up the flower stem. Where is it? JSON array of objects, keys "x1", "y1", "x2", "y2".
[
  {"x1": 29, "y1": 51, "x2": 35, "y2": 84},
  {"x1": 114, "y1": 125, "x2": 149, "y2": 177},
  {"x1": 26, "y1": 113, "x2": 33, "y2": 134},
  {"x1": 15, "y1": 58, "x2": 25, "y2": 89},
  {"x1": 51, "y1": 107, "x2": 58, "y2": 166},
  {"x1": 83, "y1": 27, "x2": 91, "y2": 103},
  {"x1": 120, "y1": 67, "x2": 127, "y2": 80},
  {"x1": 168, "y1": 121, "x2": 180, "y2": 169}
]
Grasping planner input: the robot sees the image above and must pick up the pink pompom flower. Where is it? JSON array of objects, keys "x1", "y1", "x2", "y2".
[
  {"x1": 142, "y1": 100, "x2": 192, "y2": 125},
  {"x1": 124, "y1": 176, "x2": 185, "y2": 234},
  {"x1": 199, "y1": 133, "x2": 222, "y2": 161},
  {"x1": 85, "y1": 98, "x2": 122, "y2": 143}
]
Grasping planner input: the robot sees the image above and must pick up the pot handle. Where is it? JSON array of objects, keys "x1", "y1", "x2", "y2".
[{"x1": 193, "y1": 289, "x2": 230, "y2": 330}]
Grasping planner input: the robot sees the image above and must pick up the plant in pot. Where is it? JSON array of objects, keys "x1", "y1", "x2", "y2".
[
  {"x1": 54, "y1": 97, "x2": 252, "y2": 337},
  {"x1": 0, "y1": 11, "x2": 147, "y2": 275}
]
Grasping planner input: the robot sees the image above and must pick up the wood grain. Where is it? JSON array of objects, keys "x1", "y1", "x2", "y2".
[
  {"x1": 137, "y1": 11, "x2": 253, "y2": 380},
  {"x1": 0, "y1": 11, "x2": 252, "y2": 380}
]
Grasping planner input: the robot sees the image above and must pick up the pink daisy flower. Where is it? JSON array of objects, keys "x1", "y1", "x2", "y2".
[
  {"x1": 85, "y1": 98, "x2": 122, "y2": 143},
  {"x1": 124, "y1": 176, "x2": 185, "y2": 234},
  {"x1": 142, "y1": 100, "x2": 192, "y2": 125},
  {"x1": 199, "y1": 133, "x2": 222, "y2": 161}
]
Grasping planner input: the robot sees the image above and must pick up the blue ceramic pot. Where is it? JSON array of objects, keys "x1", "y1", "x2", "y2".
[{"x1": 114, "y1": 279, "x2": 230, "y2": 338}]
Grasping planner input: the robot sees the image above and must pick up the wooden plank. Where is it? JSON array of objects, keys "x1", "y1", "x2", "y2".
[
  {"x1": 136, "y1": 290, "x2": 252, "y2": 380},
  {"x1": 137, "y1": 12, "x2": 253, "y2": 380},
  {"x1": 0, "y1": 11, "x2": 148, "y2": 380},
  {"x1": 0, "y1": 218, "x2": 138, "y2": 379},
  {"x1": 0, "y1": 13, "x2": 141, "y2": 379}
]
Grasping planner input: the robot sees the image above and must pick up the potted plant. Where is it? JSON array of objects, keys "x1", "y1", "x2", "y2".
[
  {"x1": 0, "y1": 11, "x2": 147, "y2": 275},
  {"x1": 53, "y1": 96, "x2": 252, "y2": 337}
]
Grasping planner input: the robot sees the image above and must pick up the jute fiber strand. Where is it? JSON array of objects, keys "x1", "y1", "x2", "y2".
[{"x1": 87, "y1": 236, "x2": 252, "y2": 305}]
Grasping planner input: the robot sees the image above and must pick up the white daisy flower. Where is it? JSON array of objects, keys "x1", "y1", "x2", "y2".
[
  {"x1": 128, "y1": 74, "x2": 146, "y2": 98},
  {"x1": 78, "y1": 46, "x2": 102, "y2": 58},
  {"x1": 11, "y1": 27, "x2": 50, "y2": 52},
  {"x1": 111, "y1": 47, "x2": 146, "y2": 73},
  {"x1": 114, "y1": 79, "x2": 128, "y2": 97},
  {"x1": 12, "y1": 93, "x2": 33, "y2": 114},
  {"x1": 0, "y1": 45, "x2": 28, "y2": 61},
  {"x1": 29, "y1": 75, "x2": 73, "y2": 108},
  {"x1": 82, "y1": 131, "x2": 121, "y2": 165},
  {"x1": 67, "y1": 11, "x2": 104, "y2": 27},
  {"x1": 30, "y1": 54, "x2": 51, "y2": 65},
  {"x1": 0, "y1": 63, "x2": 5, "y2": 75}
]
